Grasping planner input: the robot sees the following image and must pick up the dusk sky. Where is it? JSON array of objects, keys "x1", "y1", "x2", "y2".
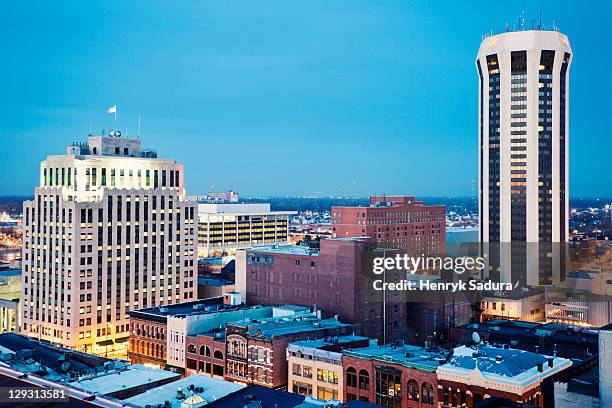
[{"x1": 1, "y1": 1, "x2": 610, "y2": 197}]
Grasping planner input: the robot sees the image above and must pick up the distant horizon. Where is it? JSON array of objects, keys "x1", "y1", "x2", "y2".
[{"x1": 1, "y1": 194, "x2": 611, "y2": 201}]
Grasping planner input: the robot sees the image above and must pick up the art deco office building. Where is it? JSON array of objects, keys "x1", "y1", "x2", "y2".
[
  {"x1": 21, "y1": 133, "x2": 197, "y2": 356},
  {"x1": 477, "y1": 29, "x2": 572, "y2": 283}
]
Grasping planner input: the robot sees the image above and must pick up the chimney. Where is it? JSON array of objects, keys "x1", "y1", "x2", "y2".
[
  {"x1": 547, "y1": 357, "x2": 554, "y2": 368},
  {"x1": 537, "y1": 362, "x2": 543, "y2": 372}
]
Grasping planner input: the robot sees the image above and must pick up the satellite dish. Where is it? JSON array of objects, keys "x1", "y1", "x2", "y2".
[{"x1": 472, "y1": 332, "x2": 481, "y2": 344}]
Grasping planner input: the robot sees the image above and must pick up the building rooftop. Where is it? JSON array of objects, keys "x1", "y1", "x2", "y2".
[
  {"x1": 482, "y1": 286, "x2": 545, "y2": 300},
  {"x1": 125, "y1": 374, "x2": 245, "y2": 408},
  {"x1": 68, "y1": 364, "x2": 180, "y2": 396},
  {"x1": 289, "y1": 335, "x2": 369, "y2": 350},
  {"x1": 129, "y1": 297, "x2": 242, "y2": 322},
  {"x1": 206, "y1": 385, "x2": 305, "y2": 408},
  {"x1": 0, "y1": 268, "x2": 21, "y2": 277},
  {"x1": 343, "y1": 343, "x2": 450, "y2": 373},
  {"x1": 248, "y1": 244, "x2": 320, "y2": 256},
  {"x1": 249, "y1": 237, "x2": 370, "y2": 256},
  {"x1": 197, "y1": 203, "x2": 296, "y2": 216},
  {"x1": 0, "y1": 333, "x2": 113, "y2": 382},
  {"x1": 441, "y1": 345, "x2": 572, "y2": 384},
  {"x1": 230, "y1": 315, "x2": 351, "y2": 340},
  {"x1": 198, "y1": 276, "x2": 234, "y2": 287},
  {"x1": 452, "y1": 320, "x2": 600, "y2": 359}
]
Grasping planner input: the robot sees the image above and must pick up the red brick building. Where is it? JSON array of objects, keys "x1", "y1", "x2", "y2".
[
  {"x1": 127, "y1": 297, "x2": 226, "y2": 368},
  {"x1": 185, "y1": 331, "x2": 227, "y2": 377},
  {"x1": 331, "y1": 196, "x2": 446, "y2": 255},
  {"x1": 128, "y1": 313, "x2": 168, "y2": 368},
  {"x1": 341, "y1": 343, "x2": 449, "y2": 407},
  {"x1": 243, "y1": 237, "x2": 410, "y2": 342},
  {"x1": 223, "y1": 315, "x2": 354, "y2": 388}
]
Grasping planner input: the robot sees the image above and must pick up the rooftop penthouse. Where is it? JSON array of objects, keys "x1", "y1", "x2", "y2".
[
  {"x1": 342, "y1": 343, "x2": 451, "y2": 373},
  {"x1": 68, "y1": 132, "x2": 157, "y2": 158}
]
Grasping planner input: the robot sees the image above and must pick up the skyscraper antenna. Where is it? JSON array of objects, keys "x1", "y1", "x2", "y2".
[{"x1": 539, "y1": 10, "x2": 542, "y2": 30}]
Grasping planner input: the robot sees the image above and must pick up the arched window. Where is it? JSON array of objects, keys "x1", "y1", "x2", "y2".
[
  {"x1": 214, "y1": 350, "x2": 223, "y2": 360},
  {"x1": 421, "y1": 382, "x2": 434, "y2": 405},
  {"x1": 199, "y1": 345, "x2": 207, "y2": 356},
  {"x1": 358, "y1": 369, "x2": 369, "y2": 390},
  {"x1": 346, "y1": 367, "x2": 357, "y2": 388},
  {"x1": 407, "y1": 379, "x2": 419, "y2": 401},
  {"x1": 187, "y1": 344, "x2": 197, "y2": 353}
]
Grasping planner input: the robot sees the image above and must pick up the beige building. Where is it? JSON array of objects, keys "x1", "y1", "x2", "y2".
[
  {"x1": 197, "y1": 203, "x2": 294, "y2": 258},
  {"x1": 481, "y1": 287, "x2": 545, "y2": 322},
  {"x1": 0, "y1": 266, "x2": 21, "y2": 333},
  {"x1": 287, "y1": 336, "x2": 369, "y2": 401},
  {"x1": 21, "y1": 132, "x2": 197, "y2": 356}
]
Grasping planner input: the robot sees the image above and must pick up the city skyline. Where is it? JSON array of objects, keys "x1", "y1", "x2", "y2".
[{"x1": 1, "y1": 1, "x2": 611, "y2": 198}]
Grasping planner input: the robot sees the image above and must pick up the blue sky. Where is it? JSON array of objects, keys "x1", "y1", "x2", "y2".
[{"x1": 0, "y1": 1, "x2": 610, "y2": 197}]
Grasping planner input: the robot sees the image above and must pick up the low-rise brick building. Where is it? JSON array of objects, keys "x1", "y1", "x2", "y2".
[
  {"x1": 341, "y1": 343, "x2": 450, "y2": 407},
  {"x1": 223, "y1": 313, "x2": 355, "y2": 388},
  {"x1": 287, "y1": 335, "x2": 371, "y2": 401}
]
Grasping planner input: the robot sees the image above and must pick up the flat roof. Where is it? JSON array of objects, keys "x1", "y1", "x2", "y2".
[
  {"x1": 248, "y1": 245, "x2": 319, "y2": 256},
  {"x1": 125, "y1": 374, "x2": 245, "y2": 408},
  {"x1": 442, "y1": 345, "x2": 571, "y2": 382},
  {"x1": 129, "y1": 297, "x2": 229, "y2": 320},
  {"x1": 289, "y1": 335, "x2": 369, "y2": 349},
  {"x1": 68, "y1": 364, "x2": 180, "y2": 395},
  {"x1": 232, "y1": 317, "x2": 350, "y2": 340},
  {"x1": 0, "y1": 333, "x2": 111, "y2": 378},
  {"x1": 206, "y1": 385, "x2": 305, "y2": 408},
  {"x1": 343, "y1": 344, "x2": 449, "y2": 372},
  {"x1": 0, "y1": 268, "x2": 21, "y2": 277}
]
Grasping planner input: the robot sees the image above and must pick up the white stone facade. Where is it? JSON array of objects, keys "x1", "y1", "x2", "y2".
[{"x1": 21, "y1": 134, "x2": 197, "y2": 355}]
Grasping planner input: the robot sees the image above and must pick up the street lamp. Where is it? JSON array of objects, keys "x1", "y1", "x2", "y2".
[{"x1": 371, "y1": 247, "x2": 398, "y2": 346}]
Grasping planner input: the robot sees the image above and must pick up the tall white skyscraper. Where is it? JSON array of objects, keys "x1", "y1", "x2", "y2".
[
  {"x1": 477, "y1": 28, "x2": 572, "y2": 284},
  {"x1": 22, "y1": 132, "x2": 197, "y2": 356}
]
